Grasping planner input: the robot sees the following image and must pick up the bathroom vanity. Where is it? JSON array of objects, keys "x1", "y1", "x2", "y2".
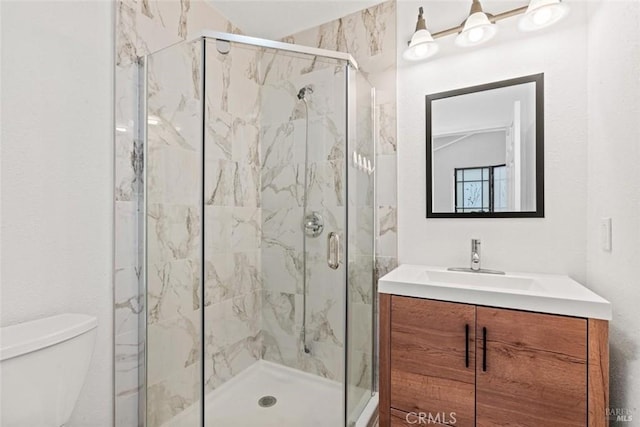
[{"x1": 378, "y1": 265, "x2": 611, "y2": 427}]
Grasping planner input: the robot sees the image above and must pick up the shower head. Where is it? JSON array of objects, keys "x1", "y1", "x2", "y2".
[{"x1": 297, "y1": 85, "x2": 314, "y2": 100}]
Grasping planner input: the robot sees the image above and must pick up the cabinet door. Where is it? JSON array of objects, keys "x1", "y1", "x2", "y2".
[
  {"x1": 391, "y1": 296, "x2": 476, "y2": 426},
  {"x1": 476, "y1": 307, "x2": 587, "y2": 426}
]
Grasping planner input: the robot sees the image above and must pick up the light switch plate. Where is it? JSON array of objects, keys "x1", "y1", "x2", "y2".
[{"x1": 600, "y1": 217, "x2": 612, "y2": 252}]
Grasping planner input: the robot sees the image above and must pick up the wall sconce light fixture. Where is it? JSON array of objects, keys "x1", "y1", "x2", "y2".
[
  {"x1": 519, "y1": 0, "x2": 570, "y2": 31},
  {"x1": 455, "y1": 0, "x2": 498, "y2": 47},
  {"x1": 404, "y1": 0, "x2": 570, "y2": 61},
  {"x1": 402, "y1": 7, "x2": 439, "y2": 61}
]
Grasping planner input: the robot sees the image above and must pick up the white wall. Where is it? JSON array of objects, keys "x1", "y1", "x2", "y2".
[
  {"x1": 397, "y1": 1, "x2": 589, "y2": 279},
  {"x1": 1, "y1": 1, "x2": 114, "y2": 426},
  {"x1": 586, "y1": 0, "x2": 640, "y2": 411}
]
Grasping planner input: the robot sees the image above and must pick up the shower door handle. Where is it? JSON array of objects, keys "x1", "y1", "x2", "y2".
[{"x1": 327, "y1": 232, "x2": 340, "y2": 270}]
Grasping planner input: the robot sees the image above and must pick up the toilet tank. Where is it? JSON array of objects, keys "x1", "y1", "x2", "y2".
[{"x1": 1, "y1": 313, "x2": 97, "y2": 427}]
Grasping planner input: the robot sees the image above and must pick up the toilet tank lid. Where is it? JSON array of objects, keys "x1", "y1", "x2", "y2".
[{"x1": 1, "y1": 313, "x2": 97, "y2": 361}]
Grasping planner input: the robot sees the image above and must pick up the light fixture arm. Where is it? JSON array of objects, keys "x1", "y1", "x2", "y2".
[
  {"x1": 431, "y1": 5, "x2": 529, "y2": 39},
  {"x1": 403, "y1": 6, "x2": 439, "y2": 59},
  {"x1": 415, "y1": 7, "x2": 427, "y2": 31},
  {"x1": 469, "y1": 0, "x2": 484, "y2": 16},
  {"x1": 406, "y1": 6, "x2": 430, "y2": 46},
  {"x1": 403, "y1": 0, "x2": 569, "y2": 61}
]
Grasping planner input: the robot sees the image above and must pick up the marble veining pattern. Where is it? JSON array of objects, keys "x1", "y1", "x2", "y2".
[
  {"x1": 259, "y1": 52, "x2": 349, "y2": 382},
  {"x1": 201, "y1": 39, "x2": 264, "y2": 402},
  {"x1": 116, "y1": 1, "x2": 396, "y2": 425},
  {"x1": 286, "y1": 0, "x2": 397, "y2": 271},
  {"x1": 286, "y1": 2, "x2": 397, "y2": 422},
  {"x1": 144, "y1": 37, "x2": 205, "y2": 427},
  {"x1": 115, "y1": 0, "x2": 246, "y2": 423}
]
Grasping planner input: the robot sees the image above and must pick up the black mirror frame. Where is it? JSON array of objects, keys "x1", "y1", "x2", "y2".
[{"x1": 426, "y1": 73, "x2": 545, "y2": 219}]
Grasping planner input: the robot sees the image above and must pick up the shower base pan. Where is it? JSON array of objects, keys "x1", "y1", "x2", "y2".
[{"x1": 163, "y1": 359, "x2": 376, "y2": 426}]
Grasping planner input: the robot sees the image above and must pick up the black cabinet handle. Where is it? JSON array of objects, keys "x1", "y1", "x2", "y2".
[
  {"x1": 465, "y1": 324, "x2": 469, "y2": 368},
  {"x1": 482, "y1": 327, "x2": 487, "y2": 372}
]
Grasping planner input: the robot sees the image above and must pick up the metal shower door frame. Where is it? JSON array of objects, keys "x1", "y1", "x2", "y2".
[{"x1": 140, "y1": 30, "x2": 363, "y2": 427}]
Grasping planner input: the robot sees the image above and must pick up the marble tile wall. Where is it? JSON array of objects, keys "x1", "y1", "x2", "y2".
[
  {"x1": 284, "y1": 0, "x2": 399, "y2": 409},
  {"x1": 116, "y1": 1, "x2": 397, "y2": 426},
  {"x1": 144, "y1": 36, "x2": 266, "y2": 427},
  {"x1": 259, "y1": 52, "x2": 349, "y2": 381},
  {"x1": 202, "y1": 40, "x2": 263, "y2": 394},
  {"x1": 115, "y1": 1, "x2": 238, "y2": 426},
  {"x1": 284, "y1": 0, "x2": 399, "y2": 279},
  {"x1": 144, "y1": 39, "x2": 205, "y2": 427}
]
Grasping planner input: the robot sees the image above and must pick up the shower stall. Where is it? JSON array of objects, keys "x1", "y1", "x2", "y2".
[{"x1": 142, "y1": 32, "x2": 376, "y2": 426}]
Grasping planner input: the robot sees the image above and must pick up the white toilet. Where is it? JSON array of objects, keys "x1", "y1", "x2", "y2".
[{"x1": 0, "y1": 313, "x2": 97, "y2": 427}]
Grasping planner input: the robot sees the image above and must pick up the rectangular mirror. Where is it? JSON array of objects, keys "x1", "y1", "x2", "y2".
[{"x1": 426, "y1": 74, "x2": 544, "y2": 218}]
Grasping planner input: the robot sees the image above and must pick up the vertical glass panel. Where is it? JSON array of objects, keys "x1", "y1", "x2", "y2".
[
  {"x1": 145, "y1": 39, "x2": 203, "y2": 427},
  {"x1": 494, "y1": 165, "x2": 507, "y2": 212},
  {"x1": 203, "y1": 39, "x2": 349, "y2": 426},
  {"x1": 464, "y1": 168, "x2": 482, "y2": 181},
  {"x1": 202, "y1": 40, "x2": 263, "y2": 426},
  {"x1": 463, "y1": 182, "x2": 481, "y2": 208},
  {"x1": 483, "y1": 181, "x2": 490, "y2": 210},
  {"x1": 145, "y1": 35, "x2": 370, "y2": 427},
  {"x1": 347, "y1": 69, "x2": 375, "y2": 426}
]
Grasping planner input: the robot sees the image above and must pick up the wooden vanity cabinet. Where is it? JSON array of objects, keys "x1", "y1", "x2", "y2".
[
  {"x1": 379, "y1": 294, "x2": 609, "y2": 427},
  {"x1": 476, "y1": 307, "x2": 587, "y2": 426},
  {"x1": 390, "y1": 297, "x2": 476, "y2": 425}
]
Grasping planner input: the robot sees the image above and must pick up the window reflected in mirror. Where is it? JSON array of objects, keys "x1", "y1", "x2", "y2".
[{"x1": 454, "y1": 164, "x2": 506, "y2": 213}]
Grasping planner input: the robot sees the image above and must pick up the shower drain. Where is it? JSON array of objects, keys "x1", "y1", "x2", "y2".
[{"x1": 258, "y1": 395, "x2": 277, "y2": 408}]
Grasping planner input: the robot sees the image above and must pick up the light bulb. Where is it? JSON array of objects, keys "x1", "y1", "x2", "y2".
[
  {"x1": 533, "y1": 8, "x2": 552, "y2": 26},
  {"x1": 468, "y1": 27, "x2": 485, "y2": 43},
  {"x1": 414, "y1": 43, "x2": 429, "y2": 57},
  {"x1": 403, "y1": 8, "x2": 439, "y2": 61},
  {"x1": 403, "y1": 41, "x2": 439, "y2": 61},
  {"x1": 455, "y1": 11, "x2": 497, "y2": 47},
  {"x1": 403, "y1": 29, "x2": 439, "y2": 61},
  {"x1": 519, "y1": 0, "x2": 569, "y2": 32}
]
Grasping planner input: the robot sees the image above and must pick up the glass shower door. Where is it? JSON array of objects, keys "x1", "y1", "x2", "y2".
[
  {"x1": 143, "y1": 33, "x2": 374, "y2": 427},
  {"x1": 144, "y1": 39, "x2": 204, "y2": 427},
  {"x1": 202, "y1": 38, "x2": 350, "y2": 426}
]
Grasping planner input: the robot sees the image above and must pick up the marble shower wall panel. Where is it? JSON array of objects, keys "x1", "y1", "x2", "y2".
[
  {"x1": 203, "y1": 40, "x2": 263, "y2": 394},
  {"x1": 260, "y1": 53, "x2": 348, "y2": 382},
  {"x1": 115, "y1": 1, "x2": 238, "y2": 425},
  {"x1": 145, "y1": 40, "x2": 203, "y2": 427},
  {"x1": 284, "y1": 0, "x2": 398, "y2": 275},
  {"x1": 116, "y1": 0, "x2": 238, "y2": 203},
  {"x1": 116, "y1": 1, "x2": 396, "y2": 424},
  {"x1": 285, "y1": 1, "x2": 398, "y2": 411}
]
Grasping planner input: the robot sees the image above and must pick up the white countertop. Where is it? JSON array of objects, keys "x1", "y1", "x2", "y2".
[{"x1": 379, "y1": 264, "x2": 612, "y2": 320}]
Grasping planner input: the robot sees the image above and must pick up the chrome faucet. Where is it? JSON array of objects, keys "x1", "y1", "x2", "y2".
[
  {"x1": 448, "y1": 239, "x2": 505, "y2": 275},
  {"x1": 471, "y1": 239, "x2": 481, "y2": 271}
]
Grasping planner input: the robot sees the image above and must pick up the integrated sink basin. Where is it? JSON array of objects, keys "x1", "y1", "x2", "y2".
[
  {"x1": 379, "y1": 264, "x2": 612, "y2": 320},
  {"x1": 422, "y1": 269, "x2": 542, "y2": 292}
]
